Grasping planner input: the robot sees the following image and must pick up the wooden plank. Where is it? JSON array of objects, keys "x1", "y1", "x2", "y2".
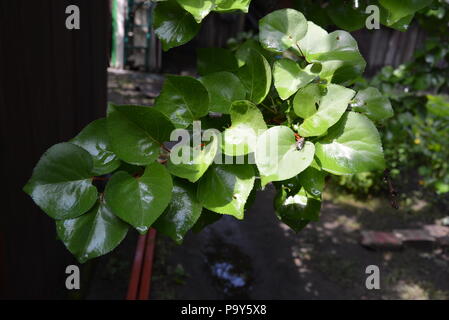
[{"x1": 0, "y1": 0, "x2": 109, "y2": 299}]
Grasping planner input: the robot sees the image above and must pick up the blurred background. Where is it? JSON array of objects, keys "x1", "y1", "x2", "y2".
[{"x1": 1, "y1": 0, "x2": 448, "y2": 299}]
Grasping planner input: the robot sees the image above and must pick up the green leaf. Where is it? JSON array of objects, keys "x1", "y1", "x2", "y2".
[
  {"x1": 214, "y1": 0, "x2": 251, "y2": 13},
  {"x1": 273, "y1": 58, "x2": 317, "y2": 100},
  {"x1": 154, "y1": 179, "x2": 202, "y2": 244},
  {"x1": 104, "y1": 162, "x2": 173, "y2": 233},
  {"x1": 352, "y1": 87, "x2": 394, "y2": 121},
  {"x1": 155, "y1": 75, "x2": 209, "y2": 128},
  {"x1": 426, "y1": 95, "x2": 449, "y2": 117},
  {"x1": 200, "y1": 71, "x2": 246, "y2": 113},
  {"x1": 222, "y1": 100, "x2": 267, "y2": 156},
  {"x1": 299, "y1": 84, "x2": 355, "y2": 137},
  {"x1": 326, "y1": 2, "x2": 367, "y2": 32},
  {"x1": 274, "y1": 188, "x2": 320, "y2": 231},
  {"x1": 176, "y1": 0, "x2": 214, "y2": 23},
  {"x1": 293, "y1": 83, "x2": 322, "y2": 119},
  {"x1": 197, "y1": 48, "x2": 239, "y2": 76},
  {"x1": 197, "y1": 164, "x2": 255, "y2": 219},
  {"x1": 298, "y1": 167, "x2": 326, "y2": 199},
  {"x1": 71, "y1": 118, "x2": 121, "y2": 176},
  {"x1": 235, "y1": 39, "x2": 275, "y2": 67},
  {"x1": 255, "y1": 126, "x2": 315, "y2": 186},
  {"x1": 192, "y1": 209, "x2": 222, "y2": 233},
  {"x1": 24, "y1": 143, "x2": 97, "y2": 220},
  {"x1": 56, "y1": 201, "x2": 129, "y2": 263},
  {"x1": 379, "y1": 0, "x2": 433, "y2": 24},
  {"x1": 154, "y1": 1, "x2": 201, "y2": 51},
  {"x1": 237, "y1": 49, "x2": 272, "y2": 104},
  {"x1": 167, "y1": 133, "x2": 218, "y2": 183},
  {"x1": 259, "y1": 9, "x2": 308, "y2": 52},
  {"x1": 297, "y1": 22, "x2": 366, "y2": 85},
  {"x1": 107, "y1": 104, "x2": 174, "y2": 166},
  {"x1": 315, "y1": 112, "x2": 385, "y2": 175}
]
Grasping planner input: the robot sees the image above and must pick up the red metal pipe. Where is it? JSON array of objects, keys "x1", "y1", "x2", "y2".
[
  {"x1": 138, "y1": 228, "x2": 157, "y2": 300},
  {"x1": 126, "y1": 229, "x2": 157, "y2": 300}
]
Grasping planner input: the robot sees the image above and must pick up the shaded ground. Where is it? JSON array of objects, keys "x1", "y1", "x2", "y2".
[
  {"x1": 151, "y1": 186, "x2": 449, "y2": 300},
  {"x1": 86, "y1": 70, "x2": 449, "y2": 300}
]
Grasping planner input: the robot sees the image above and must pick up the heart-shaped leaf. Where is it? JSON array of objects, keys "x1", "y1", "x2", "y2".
[
  {"x1": 56, "y1": 200, "x2": 129, "y2": 263},
  {"x1": 237, "y1": 49, "x2": 272, "y2": 104},
  {"x1": 176, "y1": 0, "x2": 214, "y2": 23},
  {"x1": 273, "y1": 59, "x2": 317, "y2": 100},
  {"x1": 379, "y1": 0, "x2": 433, "y2": 24},
  {"x1": 71, "y1": 118, "x2": 121, "y2": 175},
  {"x1": 105, "y1": 162, "x2": 173, "y2": 233},
  {"x1": 107, "y1": 104, "x2": 174, "y2": 166},
  {"x1": 352, "y1": 87, "x2": 394, "y2": 121},
  {"x1": 214, "y1": 0, "x2": 251, "y2": 13},
  {"x1": 197, "y1": 48, "x2": 239, "y2": 76},
  {"x1": 298, "y1": 167, "x2": 326, "y2": 199},
  {"x1": 24, "y1": 143, "x2": 97, "y2": 220},
  {"x1": 155, "y1": 75, "x2": 209, "y2": 128},
  {"x1": 274, "y1": 188, "x2": 319, "y2": 232},
  {"x1": 259, "y1": 9, "x2": 308, "y2": 52},
  {"x1": 255, "y1": 126, "x2": 315, "y2": 186},
  {"x1": 299, "y1": 84, "x2": 355, "y2": 137},
  {"x1": 154, "y1": 179, "x2": 202, "y2": 244},
  {"x1": 197, "y1": 164, "x2": 255, "y2": 219},
  {"x1": 235, "y1": 39, "x2": 276, "y2": 67},
  {"x1": 167, "y1": 133, "x2": 218, "y2": 183},
  {"x1": 200, "y1": 71, "x2": 246, "y2": 113},
  {"x1": 293, "y1": 83, "x2": 323, "y2": 119},
  {"x1": 154, "y1": 1, "x2": 201, "y2": 51},
  {"x1": 315, "y1": 112, "x2": 385, "y2": 175},
  {"x1": 297, "y1": 21, "x2": 366, "y2": 85},
  {"x1": 223, "y1": 100, "x2": 267, "y2": 156}
]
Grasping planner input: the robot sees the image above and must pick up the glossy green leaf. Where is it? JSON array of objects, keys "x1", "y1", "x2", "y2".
[
  {"x1": 197, "y1": 164, "x2": 255, "y2": 219},
  {"x1": 154, "y1": 75, "x2": 209, "y2": 128},
  {"x1": 298, "y1": 167, "x2": 326, "y2": 199},
  {"x1": 107, "y1": 104, "x2": 174, "y2": 165},
  {"x1": 299, "y1": 84, "x2": 355, "y2": 137},
  {"x1": 56, "y1": 201, "x2": 129, "y2": 263},
  {"x1": 200, "y1": 71, "x2": 246, "y2": 113},
  {"x1": 24, "y1": 143, "x2": 97, "y2": 220},
  {"x1": 167, "y1": 133, "x2": 218, "y2": 183},
  {"x1": 297, "y1": 21, "x2": 366, "y2": 85},
  {"x1": 426, "y1": 95, "x2": 449, "y2": 117},
  {"x1": 352, "y1": 87, "x2": 394, "y2": 121},
  {"x1": 223, "y1": 100, "x2": 267, "y2": 156},
  {"x1": 176, "y1": 0, "x2": 214, "y2": 23},
  {"x1": 293, "y1": 83, "x2": 323, "y2": 119},
  {"x1": 154, "y1": 1, "x2": 201, "y2": 51},
  {"x1": 237, "y1": 49, "x2": 272, "y2": 104},
  {"x1": 214, "y1": 0, "x2": 251, "y2": 13},
  {"x1": 71, "y1": 118, "x2": 121, "y2": 175},
  {"x1": 274, "y1": 188, "x2": 319, "y2": 231},
  {"x1": 273, "y1": 59, "x2": 317, "y2": 100},
  {"x1": 235, "y1": 39, "x2": 275, "y2": 67},
  {"x1": 255, "y1": 126, "x2": 315, "y2": 186},
  {"x1": 315, "y1": 112, "x2": 385, "y2": 175},
  {"x1": 197, "y1": 48, "x2": 239, "y2": 76},
  {"x1": 154, "y1": 179, "x2": 202, "y2": 244},
  {"x1": 259, "y1": 9, "x2": 308, "y2": 52},
  {"x1": 379, "y1": 0, "x2": 433, "y2": 24},
  {"x1": 104, "y1": 162, "x2": 173, "y2": 233}
]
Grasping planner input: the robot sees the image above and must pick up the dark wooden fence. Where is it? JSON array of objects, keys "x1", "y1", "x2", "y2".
[{"x1": 0, "y1": 0, "x2": 110, "y2": 299}]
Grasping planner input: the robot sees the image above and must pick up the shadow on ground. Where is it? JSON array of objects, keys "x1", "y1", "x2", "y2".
[{"x1": 151, "y1": 186, "x2": 449, "y2": 300}]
